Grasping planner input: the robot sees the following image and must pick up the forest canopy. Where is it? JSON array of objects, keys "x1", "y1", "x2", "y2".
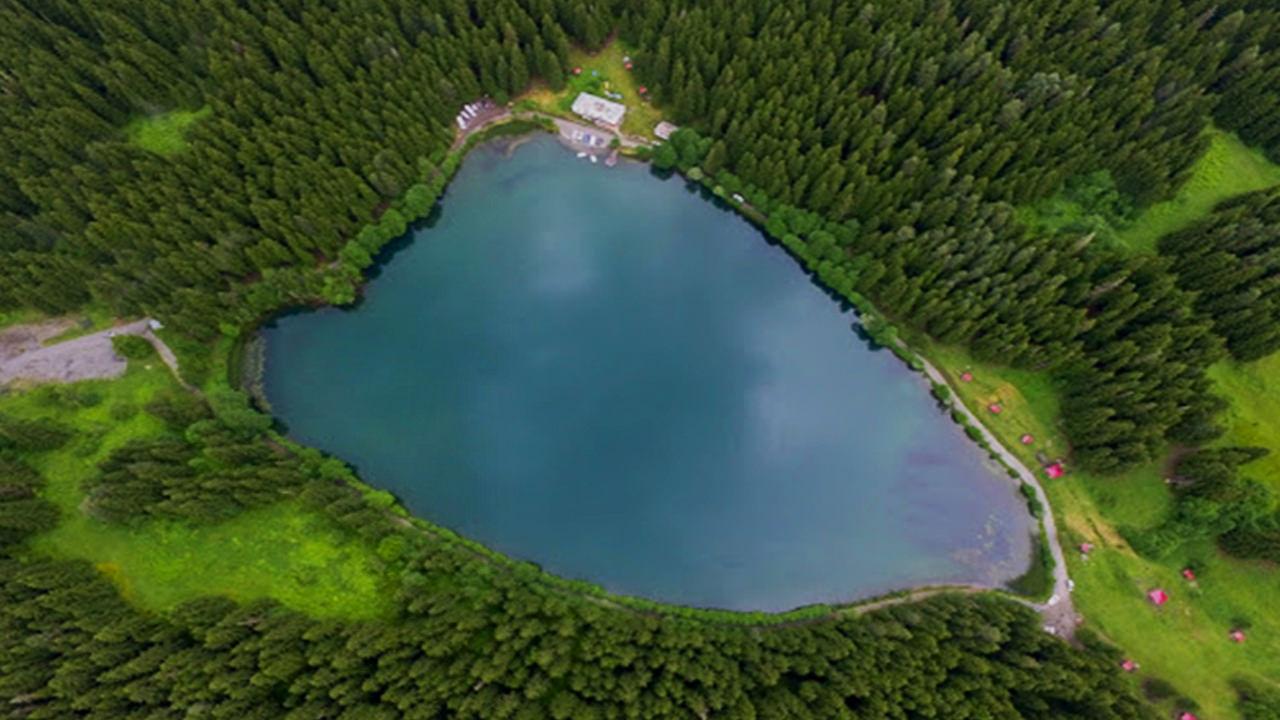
[{"x1": 3, "y1": 0, "x2": 1280, "y2": 716}]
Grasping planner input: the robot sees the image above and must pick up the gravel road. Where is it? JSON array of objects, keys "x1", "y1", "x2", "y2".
[{"x1": 0, "y1": 319, "x2": 181, "y2": 388}]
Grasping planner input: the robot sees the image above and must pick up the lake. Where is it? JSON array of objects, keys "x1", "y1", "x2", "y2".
[{"x1": 263, "y1": 135, "x2": 1032, "y2": 612}]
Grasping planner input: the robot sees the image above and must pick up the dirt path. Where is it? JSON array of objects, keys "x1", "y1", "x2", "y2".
[
  {"x1": 915, "y1": 355, "x2": 1078, "y2": 638},
  {"x1": 0, "y1": 317, "x2": 78, "y2": 362},
  {"x1": 450, "y1": 108, "x2": 513, "y2": 151},
  {"x1": 0, "y1": 318, "x2": 186, "y2": 389}
]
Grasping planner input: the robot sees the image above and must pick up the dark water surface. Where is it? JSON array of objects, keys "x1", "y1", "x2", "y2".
[{"x1": 263, "y1": 136, "x2": 1031, "y2": 611}]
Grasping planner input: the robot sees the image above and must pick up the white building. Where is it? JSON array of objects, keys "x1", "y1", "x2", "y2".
[
  {"x1": 654, "y1": 121, "x2": 679, "y2": 140},
  {"x1": 571, "y1": 92, "x2": 627, "y2": 128}
]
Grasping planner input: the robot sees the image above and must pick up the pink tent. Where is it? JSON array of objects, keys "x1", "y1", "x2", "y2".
[
  {"x1": 1230, "y1": 630, "x2": 1246, "y2": 643},
  {"x1": 1079, "y1": 542, "x2": 1094, "y2": 554},
  {"x1": 1020, "y1": 434, "x2": 1034, "y2": 445},
  {"x1": 1045, "y1": 463, "x2": 1064, "y2": 479},
  {"x1": 1147, "y1": 588, "x2": 1169, "y2": 606},
  {"x1": 1180, "y1": 713, "x2": 1198, "y2": 720},
  {"x1": 1120, "y1": 659, "x2": 1137, "y2": 672},
  {"x1": 1182, "y1": 568, "x2": 1196, "y2": 581},
  {"x1": 960, "y1": 371, "x2": 974, "y2": 382},
  {"x1": 988, "y1": 403, "x2": 1003, "y2": 414}
]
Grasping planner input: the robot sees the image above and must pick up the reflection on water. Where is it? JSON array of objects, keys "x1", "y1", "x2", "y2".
[{"x1": 264, "y1": 136, "x2": 1032, "y2": 611}]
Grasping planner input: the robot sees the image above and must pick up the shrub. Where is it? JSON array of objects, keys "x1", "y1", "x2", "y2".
[
  {"x1": 0, "y1": 414, "x2": 74, "y2": 452},
  {"x1": 1142, "y1": 677, "x2": 1177, "y2": 701},
  {"x1": 1007, "y1": 532, "x2": 1055, "y2": 598},
  {"x1": 109, "y1": 402, "x2": 138, "y2": 422},
  {"x1": 1234, "y1": 678, "x2": 1280, "y2": 720},
  {"x1": 204, "y1": 386, "x2": 272, "y2": 435},
  {"x1": 1019, "y1": 483, "x2": 1044, "y2": 518},
  {"x1": 111, "y1": 334, "x2": 155, "y2": 360},
  {"x1": 930, "y1": 383, "x2": 951, "y2": 404},
  {"x1": 145, "y1": 389, "x2": 211, "y2": 429}
]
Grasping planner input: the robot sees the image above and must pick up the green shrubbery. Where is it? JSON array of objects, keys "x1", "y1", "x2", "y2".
[
  {"x1": 1007, "y1": 532, "x2": 1055, "y2": 599},
  {"x1": 1126, "y1": 447, "x2": 1275, "y2": 562},
  {"x1": 111, "y1": 334, "x2": 154, "y2": 360},
  {"x1": 1019, "y1": 483, "x2": 1045, "y2": 519}
]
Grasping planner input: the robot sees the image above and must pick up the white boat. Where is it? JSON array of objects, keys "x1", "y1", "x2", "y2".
[
  {"x1": 589, "y1": 155, "x2": 598, "y2": 164},
  {"x1": 576, "y1": 151, "x2": 587, "y2": 158}
]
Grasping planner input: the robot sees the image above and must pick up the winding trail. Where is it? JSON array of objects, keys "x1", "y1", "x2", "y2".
[{"x1": 915, "y1": 354, "x2": 1077, "y2": 638}]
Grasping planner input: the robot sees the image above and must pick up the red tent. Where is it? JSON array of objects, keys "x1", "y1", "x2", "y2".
[
  {"x1": 1230, "y1": 630, "x2": 1246, "y2": 643},
  {"x1": 638, "y1": 86, "x2": 647, "y2": 94},
  {"x1": 1045, "y1": 463, "x2": 1064, "y2": 479},
  {"x1": 1079, "y1": 542, "x2": 1094, "y2": 554},
  {"x1": 1147, "y1": 588, "x2": 1169, "y2": 606},
  {"x1": 960, "y1": 371, "x2": 974, "y2": 382},
  {"x1": 1020, "y1": 434, "x2": 1034, "y2": 445},
  {"x1": 1182, "y1": 568, "x2": 1196, "y2": 581},
  {"x1": 988, "y1": 403, "x2": 1003, "y2": 414}
]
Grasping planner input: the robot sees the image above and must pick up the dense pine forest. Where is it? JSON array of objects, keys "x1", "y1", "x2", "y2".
[{"x1": 2, "y1": 0, "x2": 1280, "y2": 716}]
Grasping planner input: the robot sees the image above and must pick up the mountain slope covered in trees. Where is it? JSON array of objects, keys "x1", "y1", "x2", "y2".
[{"x1": 2, "y1": 0, "x2": 1280, "y2": 716}]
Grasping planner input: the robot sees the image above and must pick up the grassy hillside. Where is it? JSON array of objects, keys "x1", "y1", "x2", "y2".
[
  {"x1": 1112, "y1": 131, "x2": 1280, "y2": 253},
  {"x1": 4, "y1": 361, "x2": 393, "y2": 620},
  {"x1": 924, "y1": 339, "x2": 1279, "y2": 719},
  {"x1": 1018, "y1": 129, "x2": 1280, "y2": 256},
  {"x1": 1209, "y1": 354, "x2": 1280, "y2": 494},
  {"x1": 919, "y1": 135, "x2": 1280, "y2": 718}
]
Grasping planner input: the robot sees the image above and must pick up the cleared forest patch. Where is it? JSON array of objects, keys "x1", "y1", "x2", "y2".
[{"x1": 124, "y1": 106, "x2": 211, "y2": 156}]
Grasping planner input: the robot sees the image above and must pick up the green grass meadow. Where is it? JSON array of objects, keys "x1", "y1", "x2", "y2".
[
  {"x1": 520, "y1": 41, "x2": 665, "y2": 140},
  {"x1": 926, "y1": 339, "x2": 1280, "y2": 719},
  {"x1": 1018, "y1": 129, "x2": 1280, "y2": 257},
  {"x1": 124, "y1": 106, "x2": 211, "y2": 156},
  {"x1": 925, "y1": 134, "x2": 1280, "y2": 717},
  {"x1": 4, "y1": 359, "x2": 393, "y2": 620},
  {"x1": 1112, "y1": 131, "x2": 1280, "y2": 253}
]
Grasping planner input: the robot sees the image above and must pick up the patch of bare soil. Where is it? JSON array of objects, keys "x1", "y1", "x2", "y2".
[
  {"x1": 0, "y1": 317, "x2": 77, "y2": 362},
  {"x1": 0, "y1": 320, "x2": 150, "y2": 387}
]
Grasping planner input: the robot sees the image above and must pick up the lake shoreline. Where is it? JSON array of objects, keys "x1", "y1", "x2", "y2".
[{"x1": 242, "y1": 124, "x2": 1067, "y2": 627}]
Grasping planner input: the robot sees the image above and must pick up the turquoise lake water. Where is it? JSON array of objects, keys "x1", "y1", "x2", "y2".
[{"x1": 263, "y1": 135, "x2": 1032, "y2": 611}]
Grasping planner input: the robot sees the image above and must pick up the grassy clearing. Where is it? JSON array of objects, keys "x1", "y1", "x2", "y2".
[
  {"x1": 1208, "y1": 354, "x2": 1280, "y2": 493},
  {"x1": 3, "y1": 361, "x2": 393, "y2": 620},
  {"x1": 1112, "y1": 131, "x2": 1280, "y2": 253},
  {"x1": 33, "y1": 502, "x2": 391, "y2": 620},
  {"x1": 519, "y1": 41, "x2": 665, "y2": 140},
  {"x1": 912, "y1": 139, "x2": 1280, "y2": 717},
  {"x1": 124, "y1": 106, "x2": 211, "y2": 156},
  {"x1": 1018, "y1": 129, "x2": 1280, "y2": 257},
  {"x1": 923, "y1": 340, "x2": 1279, "y2": 719},
  {"x1": 0, "y1": 308, "x2": 44, "y2": 331}
]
